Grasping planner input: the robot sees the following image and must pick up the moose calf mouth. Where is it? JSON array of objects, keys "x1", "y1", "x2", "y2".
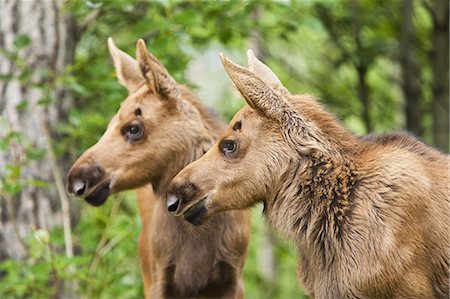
[
  {"x1": 183, "y1": 198, "x2": 208, "y2": 226},
  {"x1": 84, "y1": 179, "x2": 111, "y2": 207}
]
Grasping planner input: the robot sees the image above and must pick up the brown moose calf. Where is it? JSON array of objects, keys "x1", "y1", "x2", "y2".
[
  {"x1": 167, "y1": 50, "x2": 450, "y2": 298},
  {"x1": 67, "y1": 39, "x2": 250, "y2": 299}
]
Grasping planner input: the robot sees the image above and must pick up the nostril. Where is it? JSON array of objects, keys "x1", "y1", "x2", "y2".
[
  {"x1": 73, "y1": 180, "x2": 86, "y2": 196},
  {"x1": 167, "y1": 194, "x2": 180, "y2": 213}
]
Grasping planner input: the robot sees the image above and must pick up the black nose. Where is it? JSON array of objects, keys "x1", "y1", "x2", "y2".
[{"x1": 167, "y1": 194, "x2": 180, "y2": 213}]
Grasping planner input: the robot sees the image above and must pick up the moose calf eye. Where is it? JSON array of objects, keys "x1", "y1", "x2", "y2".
[
  {"x1": 220, "y1": 140, "x2": 238, "y2": 157},
  {"x1": 121, "y1": 122, "x2": 144, "y2": 142}
]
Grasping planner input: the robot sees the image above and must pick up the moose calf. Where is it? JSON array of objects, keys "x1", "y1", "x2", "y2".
[
  {"x1": 67, "y1": 39, "x2": 250, "y2": 299},
  {"x1": 167, "y1": 50, "x2": 449, "y2": 298}
]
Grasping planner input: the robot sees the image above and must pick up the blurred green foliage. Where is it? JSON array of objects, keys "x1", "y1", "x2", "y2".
[
  {"x1": 1, "y1": 0, "x2": 442, "y2": 298},
  {"x1": 0, "y1": 194, "x2": 143, "y2": 299}
]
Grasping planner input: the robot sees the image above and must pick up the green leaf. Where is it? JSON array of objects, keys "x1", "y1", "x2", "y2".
[{"x1": 13, "y1": 34, "x2": 32, "y2": 49}]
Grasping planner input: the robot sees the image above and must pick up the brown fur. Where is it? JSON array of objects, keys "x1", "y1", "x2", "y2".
[
  {"x1": 67, "y1": 39, "x2": 250, "y2": 298},
  {"x1": 136, "y1": 185, "x2": 155, "y2": 293},
  {"x1": 167, "y1": 51, "x2": 449, "y2": 298}
]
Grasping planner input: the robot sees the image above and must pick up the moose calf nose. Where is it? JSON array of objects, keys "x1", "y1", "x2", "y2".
[
  {"x1": 167, "y1": 194, "x2": 180, "y2": 213},
  {"x1": 67, "y1": 164, "x2": 105, "y2": 198}
]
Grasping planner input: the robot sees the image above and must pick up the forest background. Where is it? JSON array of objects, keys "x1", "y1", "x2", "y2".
[{"x1": 0, "y1": 0, "x2": 448, "y2": 298}]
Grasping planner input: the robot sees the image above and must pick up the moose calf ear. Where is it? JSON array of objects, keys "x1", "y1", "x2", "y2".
[
  {"x1": 246, "y1": 49, "x2": 288, "y2": 95},
  {"x1": 107, "y1": 37, "x2": 144, "y2": 93},
  {"x1": 136, "y1": 39, "x2": 180, "y2": 103},
  {"x1": 220, "y1": 53, "x2": 287, "y2": 122}
]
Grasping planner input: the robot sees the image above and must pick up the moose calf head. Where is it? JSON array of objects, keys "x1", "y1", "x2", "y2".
[
  {"x1": 167, "y1": 50, "x2": 334, "y2": 225},
  {"x1": 67, "y1": 38, "x2": 210, "y2": 206}
]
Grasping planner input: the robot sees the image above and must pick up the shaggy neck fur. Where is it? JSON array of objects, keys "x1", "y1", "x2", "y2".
[
  {"x1": 268, "y1": 149, "x2": 358, "y2": 259},
  {"x1": 265, "y1": 96, "x2": 360, "y2": 278},
  {"x1": 264, "y1": 120, "x2": 359, "y2": 298}
]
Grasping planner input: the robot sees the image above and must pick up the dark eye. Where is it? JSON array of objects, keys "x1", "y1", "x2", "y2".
[
  {"x1": 220, "y1": 140, "x2": 238, "y2": 157},
  {"x1": 122, "y1": 122, "x2": 144, "y2": 142}
]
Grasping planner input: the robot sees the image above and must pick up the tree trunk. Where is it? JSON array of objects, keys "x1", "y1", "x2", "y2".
[
  {"x1": 0, "y1": 0, "x2": 77, "y2": 262},
  {"x1": 400, "y1": 0, "x2": 424, "y2": 137},
  {"x1": 430, "y1": 0, "x2": 449, "y2": 152}
]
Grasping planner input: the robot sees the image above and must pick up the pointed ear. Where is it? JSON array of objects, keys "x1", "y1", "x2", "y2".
[
  {"x1": 136, "y1": 39, "x2": 180, "y2": 102},
  {"x1": 220, "y1": 53, "x2": 287, "y2": 122},
  {"x1": 247, "y1": 49, "x2": 288, "y2": 94},
  {"x1": 107, "y1": 37, "x2": 144, "y2": 93}
]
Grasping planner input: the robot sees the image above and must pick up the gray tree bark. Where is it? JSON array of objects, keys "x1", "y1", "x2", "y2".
[{"x1": 0, "y1": 0, "x2": 77, "y2": 262}]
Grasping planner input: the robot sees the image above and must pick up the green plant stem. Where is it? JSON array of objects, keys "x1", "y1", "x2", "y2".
[{"x1": 86, "y1": 193, "x2": 125, "y2": 298}]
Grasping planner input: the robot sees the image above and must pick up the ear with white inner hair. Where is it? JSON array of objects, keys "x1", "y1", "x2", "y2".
[
  {"x1": 246, "y1": 49, "x2": 288, "y2": 95},
  {"x1": 136, "y1": 39, "x2": 180, "y2": 102},
  {"x1": 220, "y1": 53, "x2": 289, "y2": 122},
  {"x1": 107, "y1": 37, "x2": 144, "y2": 93}
]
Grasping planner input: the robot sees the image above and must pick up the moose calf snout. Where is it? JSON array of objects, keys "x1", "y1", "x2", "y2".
[{"x1": 67, "y1": 164, "x2": 105, "y2": 197}]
